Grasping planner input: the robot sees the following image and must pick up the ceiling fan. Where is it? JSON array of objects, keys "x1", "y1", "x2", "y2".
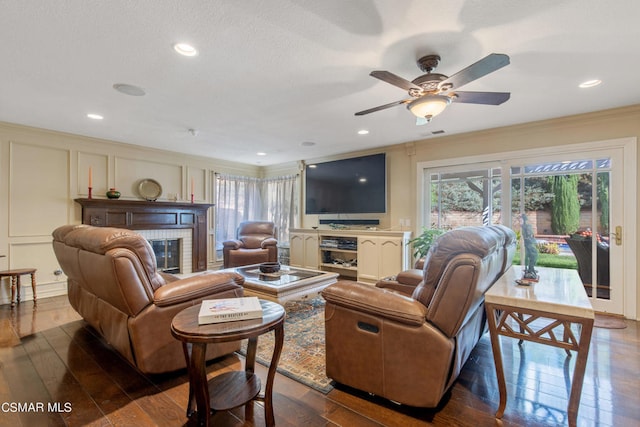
[{"x1": 355, "y1": 53, "x2": 511, "y2": 124}]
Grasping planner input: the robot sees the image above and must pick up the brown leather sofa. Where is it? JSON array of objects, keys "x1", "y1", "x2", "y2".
[
  {"x1": 222, "y1": 221, "x2": 278, "y2": 268},
  {"x1": 52, "y1": 224, "x2": 245, "y2": 374},
  {"x1": 322, "y1": 225, "x2": 516, "y2": 408}
]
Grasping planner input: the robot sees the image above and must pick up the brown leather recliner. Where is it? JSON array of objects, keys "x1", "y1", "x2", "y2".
[
  {"x1": 322, "y1": 225, "x2": 516, "y2": 408},
  {"x1": 52, "y1": 224, "x2": 245, "y2": 374},
  {"x1": 222, "y1": 221, "x2": 278, "y2": 268}
]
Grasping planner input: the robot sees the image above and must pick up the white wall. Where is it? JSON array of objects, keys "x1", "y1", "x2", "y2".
[{"x1": 0, "y1": 122, "x2": 259, "y2": 304}]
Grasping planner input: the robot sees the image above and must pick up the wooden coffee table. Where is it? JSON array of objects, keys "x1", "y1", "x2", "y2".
[
  {"x1": 220, "y1": 264, "x2": 339, "y2": 304},
  {"x1": 171, "y1": 299, "x2": 285, "y2": 427}
]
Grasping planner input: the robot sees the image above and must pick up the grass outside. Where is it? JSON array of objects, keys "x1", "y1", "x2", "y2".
[{"x1": 512, "y1": 252, "x2": 578, "y2": 269}]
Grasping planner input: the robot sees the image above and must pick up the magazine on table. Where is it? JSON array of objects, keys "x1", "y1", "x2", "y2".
[{"x1": 198, "y1": 296, "x2": 263, "y2": 325}]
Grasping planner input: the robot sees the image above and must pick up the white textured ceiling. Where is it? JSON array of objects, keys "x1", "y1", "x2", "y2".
[{"x1": 1, "y1": 1, "x2": 639, "y2": 166}]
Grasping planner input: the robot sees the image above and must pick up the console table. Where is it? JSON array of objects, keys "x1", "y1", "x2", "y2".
[{"x1": 485, "y1": 266, "x2": 594, "y2": 426}]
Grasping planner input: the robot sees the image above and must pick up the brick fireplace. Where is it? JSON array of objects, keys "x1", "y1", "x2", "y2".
[{"x1": 74, "y1": 198, "x2": 213, "y2": 272}]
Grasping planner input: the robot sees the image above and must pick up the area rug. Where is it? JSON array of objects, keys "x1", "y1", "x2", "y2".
[
  {"x1": 594, "y1": 313, "x2": 627, "y2": 329},
  {"x1": 239, "y1": 296, "x2": 333, "y2": 393}
]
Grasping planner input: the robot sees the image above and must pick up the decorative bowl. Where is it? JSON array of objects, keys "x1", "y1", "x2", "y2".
[{"x1": 259, "y1": 262, "x2": 281, "y2": 274}]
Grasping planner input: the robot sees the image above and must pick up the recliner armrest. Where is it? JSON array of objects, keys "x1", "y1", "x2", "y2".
[
  {"x1": 153, "y1": 272, "x2": 244, "y2": 307},
  {"x1": 261, "y1": 237, "x2": 278, "y2": 248},
  {"x1": 375, "y1": 268, "x2": 423, "y2": 295},
  {"x1": 223, "y1": 239, "x2": 243, "y2": 249},
  {"x1": 322, "y1": 281, "x2": 427, "y2": 326},
  {"x1": 375, "y1": 280, "x2": 417, "y2": 296},
  {"x1": 395, "y1": 269, "x2": 424, "y2": 286}
]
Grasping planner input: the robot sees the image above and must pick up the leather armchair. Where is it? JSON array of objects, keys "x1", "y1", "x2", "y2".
[
  {"x1": 52, "y1": 224, "x2": 244, "y2": 374},
  {"x1": 222, "y1": 221, "x2": 278, "y2": 268},
  {"x1": 322, "y1": 225, "x2": 516, "y2": 408}
]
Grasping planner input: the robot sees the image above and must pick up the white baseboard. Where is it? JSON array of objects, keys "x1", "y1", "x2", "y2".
[{"x1": 0, "y1": 281, "x2": 67, "y2": 306}]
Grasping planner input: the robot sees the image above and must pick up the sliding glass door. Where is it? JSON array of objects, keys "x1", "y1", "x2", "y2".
[
  {"x1": 510, "y1": 156, "x2": 618, "y2": 312},
  {"x1": 419, "y1": 143, "x2": 631, "y2": 315}
]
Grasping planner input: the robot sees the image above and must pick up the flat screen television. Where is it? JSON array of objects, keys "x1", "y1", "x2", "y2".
[{"x1": 305, "y1": 153, "x2": 386, "y2": 214}]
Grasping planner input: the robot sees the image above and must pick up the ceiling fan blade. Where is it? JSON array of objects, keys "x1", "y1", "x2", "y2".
[
  {"x1": 438, "y1": 53, "x2": 510, "y2": 91},
  {"x1": 370, "y1": 71, "x2": 422, "y2": 91},
  {"x1": 355, "y1": 99, "x2": 412, "y2": 116},
  {"x1": 451, "y1": 91, "x2": 511, "y2": 105}
]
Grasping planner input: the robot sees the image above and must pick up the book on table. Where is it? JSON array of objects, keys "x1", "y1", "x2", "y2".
[{"x1": 198, "y1": 296, "x2": 263, "y2": 325}]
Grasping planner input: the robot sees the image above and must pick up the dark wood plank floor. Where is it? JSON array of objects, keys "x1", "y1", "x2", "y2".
[{"x1": 1, "y1": 296, "x2": 638, "y2": 426}]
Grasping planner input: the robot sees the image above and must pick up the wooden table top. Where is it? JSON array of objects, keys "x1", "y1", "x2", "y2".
[
  {"x1": 171, "y1": 299, "x2": 285, "y2": 344},
  {"x1": 0, "y1": 268, "x2": 37, "y2": 276}
]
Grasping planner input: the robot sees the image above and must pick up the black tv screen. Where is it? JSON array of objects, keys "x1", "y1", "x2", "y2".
[{"x1": 305, "y1": 153, "x2": 386, "y2": 214}]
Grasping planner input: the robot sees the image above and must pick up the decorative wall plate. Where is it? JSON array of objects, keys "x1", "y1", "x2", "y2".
[{"x1": 138, "y1": 179, "x2": 162, "y2": 201}]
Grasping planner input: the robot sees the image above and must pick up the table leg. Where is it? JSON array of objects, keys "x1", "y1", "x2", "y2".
[
  {"x1": 518, "y1": 312, "x2": 524, "y2": 346},
  {"x1": 485, "y1": 303, "x2": 507, "y2": 418},
  {"x1": 562, "y1": 324, "x2": 573, "y2": 357},
  {"x1": 246, "y1": 337, "x2": 258, "y2": 374},
  {"x1": 180, "y1": 342, "x2": 196, "y2": 417},
  {"x1": 10, "y1": 276, "x2": 17, "y2": 307},
  {"x1": 30, "y1": 272, "x2": 37, "y2": 303},
  {"x1": 16, "y1": 275, "x2": 21, "y2": 304},
  {"x1": 188, "y1": 342, "x2": 210, "y2": 427},
  {"x1": 567, "y1": 319, "x2": 593, "y2": 426},
  {"x1": 264, "y1": 323, "x2": 284, "y2": 427}
]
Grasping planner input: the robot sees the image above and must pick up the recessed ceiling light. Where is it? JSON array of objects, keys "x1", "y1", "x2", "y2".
[
  {"x1": 579, "y1": 79, "x2": 602, "y2": 88},
  {"x1": 359, "y1": 177, "x2": 367, "y2": 183},
  {"x1": 256, "y1": 152, "x2": 267, "y2": 156},
  {"x1": 113, "y1": 83, "x2": 146, "y2": 96},
  {"x1": 357, "y1": 129, "x2": 369, "y2": 135},
  {"x1": 308, "y1": 164, "x2": 317, "y2": 168},
  {"x1": 173, "y1": 43, "x2": 198, "y2": 57},
  {"x1": 87, "y1": 113, "x2": 103, "y2": 120}
]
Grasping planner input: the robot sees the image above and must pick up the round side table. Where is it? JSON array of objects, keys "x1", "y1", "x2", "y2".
[
  {"x1": 0, "y1": 268, "x2": 37, "y2": 307},
  {"x1": 171, "y1": 299, "x2": 285, "y2": 427}
]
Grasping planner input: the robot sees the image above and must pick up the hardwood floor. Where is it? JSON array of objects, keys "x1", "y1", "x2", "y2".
[{"x1": 1, "y1": 296, "x2": 638, "y2": 426}]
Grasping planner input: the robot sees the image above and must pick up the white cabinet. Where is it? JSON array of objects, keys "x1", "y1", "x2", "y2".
[
  {"x1": 289, "y1": 228, "x2": 411, "y2": 284},
  {"x1": 357, "y1": 235, "x2": 406, "y2": 283},
  {"x1": 289, "y1": 230, "x2": 319, "y2": 269}
]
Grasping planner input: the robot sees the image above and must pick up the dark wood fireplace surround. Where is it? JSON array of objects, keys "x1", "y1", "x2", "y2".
[{"x1": 74, "y1": 199, "x2": 213, "y2": 272}]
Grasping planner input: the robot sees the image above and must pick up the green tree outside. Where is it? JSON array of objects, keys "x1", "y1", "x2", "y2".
[{"x1": 549, "y1": 175, "x2": 580, "y2": 234}]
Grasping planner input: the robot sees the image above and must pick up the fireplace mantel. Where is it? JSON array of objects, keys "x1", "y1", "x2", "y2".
[{"x1": 74, "y1": 198, "x2": 213, "y2": 272}]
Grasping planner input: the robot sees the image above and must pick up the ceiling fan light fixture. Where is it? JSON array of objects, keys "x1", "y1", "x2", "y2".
[{"x1": 407, "y1": 95, "x2": 451, "y2": 120}]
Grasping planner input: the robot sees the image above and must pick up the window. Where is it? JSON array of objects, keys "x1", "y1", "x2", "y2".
[
  {"x1": 214, "y1": 174, "x2": 299, "y2": 260},
  {"x1": 424, "y1": 163, "x2": 502, "y2": 229}
]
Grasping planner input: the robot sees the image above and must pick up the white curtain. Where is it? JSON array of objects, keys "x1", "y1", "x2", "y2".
[
  {"x1": 263, "y1": 174, "x2": 299, "y2": 243},
  {"x1": 215, "y1": 174, "x2": 262, "y2": 251},
  {"x1": 214, "y1": 173, "x2": 299, "y2": 258}
]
